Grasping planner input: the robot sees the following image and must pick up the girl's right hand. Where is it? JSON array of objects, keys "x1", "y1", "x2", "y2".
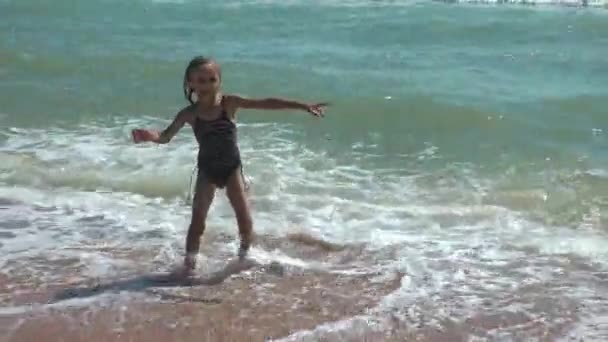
[
  {"x1": 305, "y1": 103, "x2": 328, "y2": 117},
  {"x1": 131, "y1": 129, "x2": 159, "y2": 143}
]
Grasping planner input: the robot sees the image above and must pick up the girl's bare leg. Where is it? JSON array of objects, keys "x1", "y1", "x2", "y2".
[
  {"x1": 184, "y1": 174, "x2": 216, "y2": 270},
  {"x1": 226, "y1": 167, "x2": 254, "y2": 259}
]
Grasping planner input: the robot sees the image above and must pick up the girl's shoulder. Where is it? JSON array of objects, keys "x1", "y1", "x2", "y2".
[
  {"x1": 177, "y1": 104, "x2": 197, "y2": 125},
  {"x1": 221, "y1": 93, "x2": 243, "y2": 105},
  {"x1": 220, "y1": 94, "x2": 240, "y2": 116}
]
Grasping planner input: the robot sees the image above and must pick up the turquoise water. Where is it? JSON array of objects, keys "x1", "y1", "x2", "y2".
[{"x1": 1, "y1": 0, "x2": 608, "y2": 339}]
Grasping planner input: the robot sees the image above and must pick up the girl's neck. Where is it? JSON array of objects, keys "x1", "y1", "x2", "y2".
[{"x1": 196, "y1": 93, "x2": 220, "y2": 109}]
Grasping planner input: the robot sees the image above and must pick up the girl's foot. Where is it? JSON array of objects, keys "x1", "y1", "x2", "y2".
[
  {"x1": 183, "y1": 253, "x2": 197, "y2": 274},
  {"x1": 238, "y1": 241, "x2": 250, "y2": 260}
]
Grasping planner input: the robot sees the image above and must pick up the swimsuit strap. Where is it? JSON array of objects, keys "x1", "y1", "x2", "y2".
[{"x1": 219, "y1": 95, "x2": 230, "y2": 120}]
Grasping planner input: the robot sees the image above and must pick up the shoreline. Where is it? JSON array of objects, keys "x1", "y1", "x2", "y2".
[{"x1": 0, "y1": 260, "x2": 404, "y2": 342}]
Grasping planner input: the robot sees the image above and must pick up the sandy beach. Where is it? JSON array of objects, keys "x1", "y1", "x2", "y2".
[{"x1": 1, "y1": 253, "x2": 405, "y2": 342}]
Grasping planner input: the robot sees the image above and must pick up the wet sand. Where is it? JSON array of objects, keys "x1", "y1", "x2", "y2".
[
  {"x1": 0, "y1": 233, "x2": 604, "y2": 341},
  {"x1": 0, "y1": 261, "x2": 403, "y2": 342},
  {"x1": 0, "y1": 258, "x2": 592, "y2": 342}
]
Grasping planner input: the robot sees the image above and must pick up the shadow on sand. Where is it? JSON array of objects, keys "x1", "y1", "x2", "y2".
[{"x1": 51, "y1": 258, "x2": 258, "y2": 304}]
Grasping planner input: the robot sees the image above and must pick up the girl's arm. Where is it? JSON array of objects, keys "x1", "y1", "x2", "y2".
[
  {"x1": 224, "y1": 95, "x2": 328, "y2": 117},
  {"x1": 132, "y1": 109, "x2": 189, "y2": 144}
]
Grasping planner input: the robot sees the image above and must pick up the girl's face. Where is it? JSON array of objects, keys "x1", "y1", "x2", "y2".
[{"x1": 188, "y1": 63, "x2": 220, "y2": 96}]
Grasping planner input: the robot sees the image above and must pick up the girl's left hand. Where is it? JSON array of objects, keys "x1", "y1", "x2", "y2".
[{"x1": 306, "y1": 103, "x2": 328, "y2": 117}]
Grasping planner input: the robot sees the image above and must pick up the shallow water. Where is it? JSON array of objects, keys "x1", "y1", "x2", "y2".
[{"x1": 1, "y1": 0, "x2": 607, "y2": 340}]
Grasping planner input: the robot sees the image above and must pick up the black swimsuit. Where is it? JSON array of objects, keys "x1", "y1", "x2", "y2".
[{"x1": 193, "y1": 99, "x2": 242, "y2": 188}]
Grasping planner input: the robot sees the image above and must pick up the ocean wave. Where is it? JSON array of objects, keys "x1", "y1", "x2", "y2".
[
  {"x1": 0, "y1": 150, "x2": 194, "y2": 199},
  {"x1": 145, "y1": 0, "x2": 608, "y2": 8},
  {"x1": 434, "y1": 0, "x2": 606, "y2": 6}
]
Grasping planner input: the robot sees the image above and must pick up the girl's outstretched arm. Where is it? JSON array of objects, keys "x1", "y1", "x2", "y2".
[
  {"x1": 132, "y1": 109, "x2": 189, "y2": 144},
  {"x1": 225, "y1": 95, "x2": 328, "y2": 117}
]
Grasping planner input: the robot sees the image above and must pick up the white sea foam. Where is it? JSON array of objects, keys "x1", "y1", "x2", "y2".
[{"x1": 1, "y1": 120, "x2": 608, "y2": 338}]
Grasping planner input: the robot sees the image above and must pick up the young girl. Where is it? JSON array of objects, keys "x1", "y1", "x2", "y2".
[{"x1": 132, "y1": 56, "x2": 327, "y2": 272}]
